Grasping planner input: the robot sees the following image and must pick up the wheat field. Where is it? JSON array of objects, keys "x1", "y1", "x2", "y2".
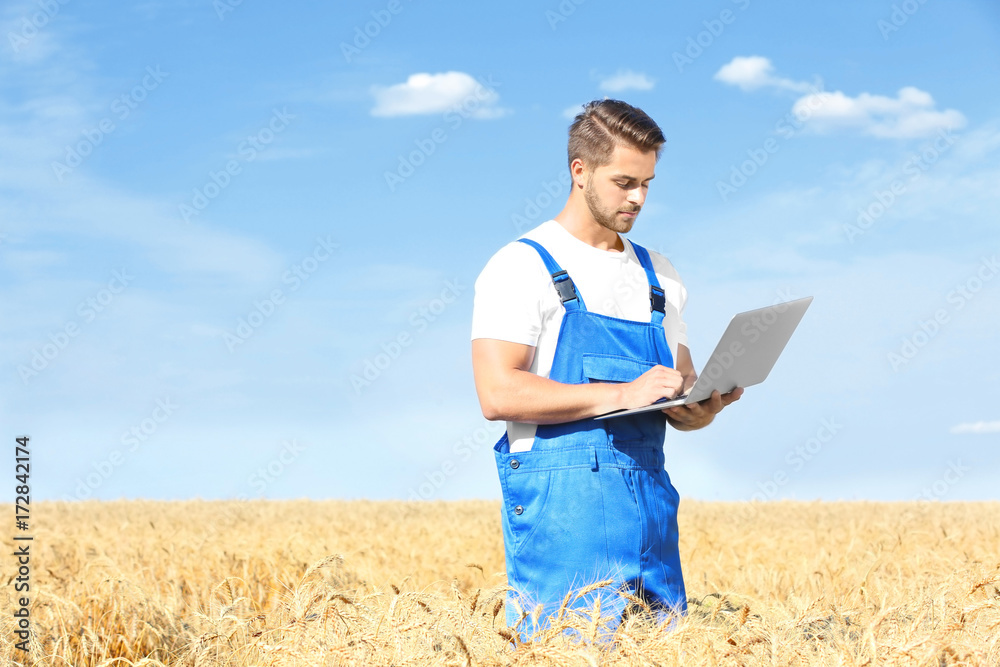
[{"x1": 1, "y1": 499, "x2": 998, "y2": 666}]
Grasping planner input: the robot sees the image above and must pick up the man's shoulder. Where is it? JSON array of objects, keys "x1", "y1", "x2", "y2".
[
  {"x1": 626, "y1": 238, "x2": 683, "y2": 282},
  {"x1": 480, "y1": 221, "x2": 560, "y2": 270},
  {"x1": 483, "y1": 234, "x2": 547, "y2": 268},
  {"x1": 475, "y1": 224, "x2": 559, "y2": 290}
]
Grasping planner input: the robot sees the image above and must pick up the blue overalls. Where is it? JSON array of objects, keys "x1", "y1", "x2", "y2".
[{"x1": 493, "y1": 238, "x2": 686, "y2": 640}]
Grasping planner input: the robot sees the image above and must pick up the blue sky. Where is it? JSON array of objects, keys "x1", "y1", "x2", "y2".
[{"x1": 3, "y1": 0, "x2": 998, "y2": 503}]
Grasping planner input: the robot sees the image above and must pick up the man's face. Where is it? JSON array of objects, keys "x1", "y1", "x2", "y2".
[{"x1": 582, "y1": 144, "x2": 656, "y2": 234}]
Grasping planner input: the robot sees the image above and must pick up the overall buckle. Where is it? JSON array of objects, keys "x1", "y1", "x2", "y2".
[
  {"x1": 552, "y1": 270, "x2": 579, "y2": 303},
  {"x1": 649, "y1": 285, "x2": 665, "y2": 313}
]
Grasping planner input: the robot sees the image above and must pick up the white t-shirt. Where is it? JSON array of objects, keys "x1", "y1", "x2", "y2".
[{"x1": 471, "y1": 220, "x2": 688, "y2": 452}]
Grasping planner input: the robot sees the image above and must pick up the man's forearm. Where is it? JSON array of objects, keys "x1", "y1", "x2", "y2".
[
  {"x1": 477, "y1": 368, "x2": 625, "y2": 424},
  {"x1": 472, "y1": 339, "x2": 686, "y2": 425}
]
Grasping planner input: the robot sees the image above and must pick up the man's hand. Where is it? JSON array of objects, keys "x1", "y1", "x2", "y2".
[
  {"x1": 620, "y1": 364, "x2": 685, "y2": 409},
  {"x1": 664, "y1": 388, "x2": 744, "y2": 431}
]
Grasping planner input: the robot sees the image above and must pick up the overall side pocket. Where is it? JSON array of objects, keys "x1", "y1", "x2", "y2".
[{"x1": 503, "y1": 447, "x2": 608, "y2": 569}]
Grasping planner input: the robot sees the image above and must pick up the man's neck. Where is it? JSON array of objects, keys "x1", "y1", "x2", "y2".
[{"x1": 553, "y1": 208, "x2": 624, "y2": 252}]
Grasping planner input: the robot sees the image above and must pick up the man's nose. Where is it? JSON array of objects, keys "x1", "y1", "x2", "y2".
[{"x1": 627, "y1": 186, "x2": 646, "y2": 206}]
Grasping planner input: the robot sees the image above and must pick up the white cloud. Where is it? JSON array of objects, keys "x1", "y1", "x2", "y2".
[
  {"x1": 370, "y1": 71, "x2": 506, "y2": 118},
  {"x1": 714, "y1": 56, "x2": 815, "y2": 93},
  {"x1": 950, "y1": 421, "x2": 1000, "y2": 434},
  {"x1": 599, "y1": 69, "x2": 655, "y2": 93},
  {"x1": 715, "y1": 55, "x2": 966, "y2": 139},
  {"x1": 792, "y1": 87, "x2": 966, "y2": 139}
]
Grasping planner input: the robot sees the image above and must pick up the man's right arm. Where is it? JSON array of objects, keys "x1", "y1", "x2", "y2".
[{"x1": 471, "y1": 338, "x2": 685, "y2": 424}]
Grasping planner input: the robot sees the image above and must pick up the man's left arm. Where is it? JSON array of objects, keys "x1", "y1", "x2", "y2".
[{"x1": 664, "y1": 343, "x2": 743, "y2": 431}]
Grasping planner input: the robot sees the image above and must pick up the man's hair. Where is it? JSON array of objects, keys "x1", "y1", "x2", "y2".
[{"x1": 567, "y1": 99, "x2": 666, "y2": 170}]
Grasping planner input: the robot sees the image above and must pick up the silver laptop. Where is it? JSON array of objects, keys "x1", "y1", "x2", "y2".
[{"x1": 595, "y1": 296, "x2": 813, "y2": 419}]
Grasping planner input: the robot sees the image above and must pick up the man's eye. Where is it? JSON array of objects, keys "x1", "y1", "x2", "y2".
[{"x1": 616, "y1": 182, "x2": 629, "y2": 189}]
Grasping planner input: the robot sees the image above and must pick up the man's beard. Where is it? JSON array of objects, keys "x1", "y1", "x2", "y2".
[{"x1": 584, "y1": 175, "x2": 638, "y2": 234}]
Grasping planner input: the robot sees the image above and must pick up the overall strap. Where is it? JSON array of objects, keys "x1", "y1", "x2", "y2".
[
  {"x1": 629, "y1": 241, "x2": 666, "y2": 324},
  {"x1": 517, "y1": 238, "x2": 586, "y2": 312}
]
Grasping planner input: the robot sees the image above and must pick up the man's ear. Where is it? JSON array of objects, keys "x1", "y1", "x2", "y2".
[{"x1": 570, "y1": 158, "x2": 587, "y2": 189}]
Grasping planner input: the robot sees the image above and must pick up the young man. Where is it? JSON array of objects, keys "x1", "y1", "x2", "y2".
[{"x1": 471, "y1": 99, "x2": 742, "y2": 637}]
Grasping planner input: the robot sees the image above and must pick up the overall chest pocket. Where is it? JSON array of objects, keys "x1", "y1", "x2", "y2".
[
  {"x1": 581, "y1": 354, "x2": 667, "y2": 445},
  {"x1": 581, "y1": 353, "x2": 657, "y2": 384}
]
